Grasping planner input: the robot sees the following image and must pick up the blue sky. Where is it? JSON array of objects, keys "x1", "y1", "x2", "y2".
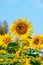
[{"x1": 0, "y1": 0, "x2": 43, "y2": 35}]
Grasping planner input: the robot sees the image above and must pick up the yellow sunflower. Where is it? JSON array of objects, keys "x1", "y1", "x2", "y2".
[
  {"x1": 40, "y1": 56, "x2": 43, "y2": 64},
  {"x1": 39, "y1": 35, "x2": 43, "y2": 49},
  {"x1": 10, "y1": 18, "x2": 32, "y2": 40},
  {"x1": 0, "y1": 50, "x2": 7, "y2": 54},
  {"x1": 24, "y1": 58, "x2": 31, "y2": 65},
  {"x1": 0, "y1": 35, "x2": 3, "y2": 46},
  {"x1": 10, "y1": 58, "x2": 17, "y2": 64},
  {"x1": 0, "y1": 59, "x2": 4, "y2": 62},
  {"x1": 23, "y1": 39, "x2": 32, "y2": 49},
  {"x1": 35, "y1": 56, "x2": 41, "y2": 61},
  {"x1": 2, "y1": 34, "x2": 14, "y2": 47},
  {"x1": 32, "y1": 35, "x2": 42, "y2": 50},
  {"x1": 15, "y1": 49, "x2": 22, "y2": 58}
]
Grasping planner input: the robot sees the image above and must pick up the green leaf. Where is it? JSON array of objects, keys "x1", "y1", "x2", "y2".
[
  {"x1": 0, "y1": 46, "x2": 5, "y2": 50},
  {"x1": 7, "y1": 42, "x2": 18, "y2": 47},
  {"x1": 27, "y1": 36, "x2": 32, "y2": 39},
  {"x1": 13, "y1": 62, "x2": 23, "y2": 65},
  {"x1": 28, "y1": 53, "x2": 39, "y2": 57},
  {"x1": 30, "y1": 60, "x2": 41, "y2": 65},
  {"x1": 0, "y1": 53, "x2": 14, "y2": 59},
  {"x1": 6, "y1": 47, "x2": 13, "y2": 54}
]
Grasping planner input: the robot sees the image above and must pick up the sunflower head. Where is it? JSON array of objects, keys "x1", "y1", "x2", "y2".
[
  {"x1": 0, "y1": 50, "x2": 7, "y2": 54},
  {"x1": 24, "y1": 58, "x2": 31, "y2": 65},
  {"x1": 16, "y1": 49, "x2": 22, "y2": 58},
  {"x1": 39, "y1": 35, "x2": 43, "y2": 49},
  {"x1": 23, "y1": 40, "x2": 32, "y2": 49},
  {"x1": 10, "y1": 18, "x2": 32, "y2": 40},
  {"x1": 0, "y1": 35, "x2": 3, "y2": 46},
  {"x1": 32, "y1": 35, "x2": 42, "y2": 49},
  {"x1": 41, "y1": 56, "x2": 43, "y2": 63},
  {"x1": 2, "y1": 34, "x2": 14, "y2": 47},
  {"x1": 16, "y1": 22, "x2": 28, "y2": 34}
]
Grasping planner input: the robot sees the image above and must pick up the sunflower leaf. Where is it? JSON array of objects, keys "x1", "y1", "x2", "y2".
[
  {"x1": 27, "y1": 36, "x2": 32, "y2": 39},
  {"x1": 7, "y1": 42, "x2": 18, "y2": 47},
  {"x1": 0, "y1": 53, "x2": 14, "y2": 59},
  {"x1": 30, "y1": 60, "x2": 41, "y2": 65}
]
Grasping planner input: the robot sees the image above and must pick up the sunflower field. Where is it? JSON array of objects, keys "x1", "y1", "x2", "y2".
[{"x1": 0, "y1": 18, "x2": 43, "y2": 65}]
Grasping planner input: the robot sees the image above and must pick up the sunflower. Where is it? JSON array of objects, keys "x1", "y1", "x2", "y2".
[
  {"x1": 23, "y1": 39, "x2": 32, "y2": 49},
  {"x1": 40, "y1": 44, "x2": 43, "y2": 49},
  {"x1": 39, "y1": 35, "x2": 43, "y2": 49},
  {"x1": 35, "y1": 56, "x2": 41, "y2": 61},
  {"x1": 40, "y1": 56, "x2": 43, "y2": 64},
  {"x1": 24, "y1": 58, "x2": 31, "y2": 65},
  {"x1": 2, "y1": 34, "x2": 14, "y2": 47},
  {"x1": 0, "y1": 50, "x2": 7, "y2": 54},
  {"x1": 32, "y1": 35, "x2": 42, "y2": 50},
  {"x1": 10, "y1": 18, "x2": 32, "y2": 40},
  {"x1": 10, "y1": 58, "x2": 17, "y2": 64},
  {"x1": 0, "y1": 35, "x2": 3, "y2": 46},
  {"x1": 15, "y1": 49, "x2": 23, "y2": 58},
  {"x1": 0, "y1": 59, "x2": 4, "y2": 62}
]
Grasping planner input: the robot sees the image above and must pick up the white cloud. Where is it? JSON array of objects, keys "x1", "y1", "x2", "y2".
[{"x1": 32, "y1": 0, "x2": 43, "y2": 8}]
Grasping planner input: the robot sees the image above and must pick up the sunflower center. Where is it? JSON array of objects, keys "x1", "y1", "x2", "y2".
[
  {"x1": 34, "y1": 38, "x2": 39, "y2": 45},
  {"x1": 19, "y1": 50, "x2": 22, "y2": 56},
  {"x1": 3, "y1": 37, "x2": 11, "y2": 44},
  {"x1": 16, "y1": 23, "x2": 28, "y2": 34}
]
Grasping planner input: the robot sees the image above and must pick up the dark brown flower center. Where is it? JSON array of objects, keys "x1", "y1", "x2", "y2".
[
  {"x1": 34, "y1": 38, "x2": 39, "y2": 45},
  {"x1": 3, "y1": 38, "x2": 11, "y2": 44},
  {"x1": 16, "y1": 23, "x2": 28, "y2": 34},
  {"x1": 19, "y1": 50, "x2": 22, "y2": 56}
]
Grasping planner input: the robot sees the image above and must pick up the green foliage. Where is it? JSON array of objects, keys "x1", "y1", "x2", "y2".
[
  {"x1": 0, "y1": 53, "x2": 14, "y2": 59},
  {"x1": 6, "y1": 42, "x2": 19, "y2": 54},
  {"x1": 30, "y1": 60, "x2": 41, "y2": 65},
  {"x1": 27, "y1": 36, "x2": 32, "y2": 39},
  {"x1": 13, "y1": 62, "x2": 22, "y2": 65},
  {"x1": 7, "y1": 42, "x2": 18, "y2": 47}
]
